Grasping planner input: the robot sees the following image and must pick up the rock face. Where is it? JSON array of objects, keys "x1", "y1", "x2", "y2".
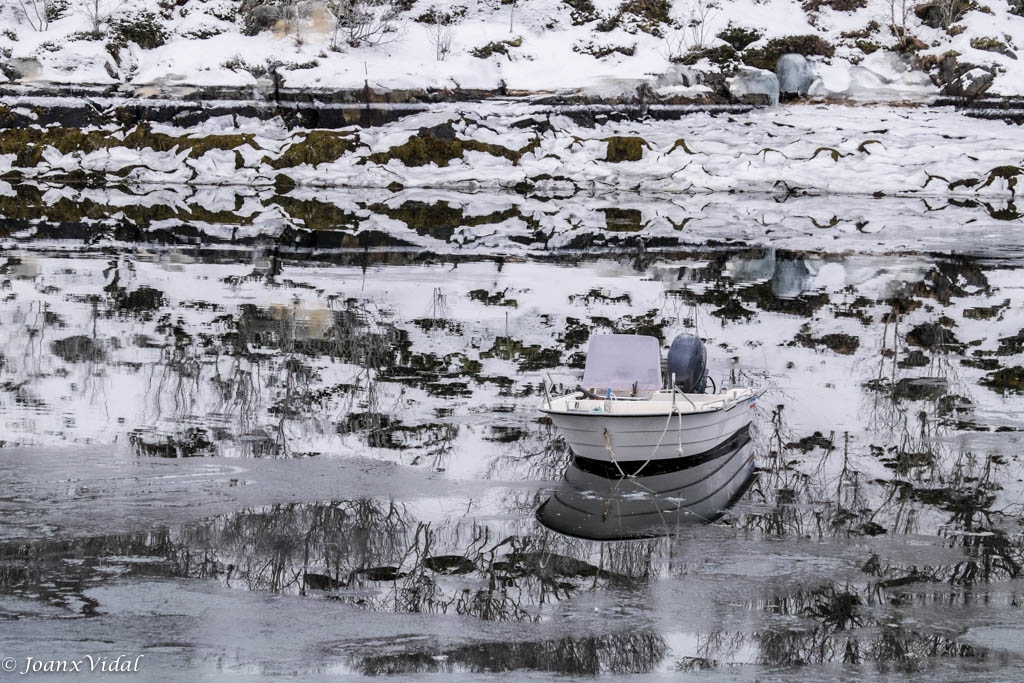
[
  {"x1": 777, "y1": 54, "x2": 818, "y2": 98},
  {"x1": 728, "y1": 67, "x2": 779, "y2": 106}
]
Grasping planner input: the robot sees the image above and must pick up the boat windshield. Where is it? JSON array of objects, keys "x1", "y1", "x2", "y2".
[{"x1": 581, "y1": 335, "x2": 662, "y2": 392}]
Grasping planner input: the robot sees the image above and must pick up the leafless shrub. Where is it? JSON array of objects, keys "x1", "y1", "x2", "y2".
[
  {"x1": 78, "y1": 0, "x2": 120, "y2": 34},
  {"x1": 16, "y1": 0, "x2": 51, "y2": 31},
  {"x1": 685, "y1": 0, "x2": 719, "y2": 50},
  {"x1": 427, "y1": 7, "x2": 457, "y2": 61},
  {"x1": 936, "y1": 0, "x2": 966, "y2": 27},
  {"x1": 884, "y1": 0, "x2": 912, "y2": 48},
  {"x1": 662, "y1": 0, "x2": 719, "y2": 57},
  {"x1": 328, "y1": 0, "x2": 402, "y2": 50}
]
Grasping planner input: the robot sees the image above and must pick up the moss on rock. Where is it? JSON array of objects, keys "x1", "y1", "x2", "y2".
[
  {"x1": 604, "y1": 136, "x2": 647, "y2": 162},
  {"x1": 186, "y1": 133, "x2": 259, "y2": 160},
  {"x1": 270, "y1": 130, "x2": 359, "y2": 169},
  {"x1": 742, "y1": 35, "x2": 835, "y2": 71},
  {"x1": 368, "y1": 133, "x2": 466, "y2": 167},
  {"x1": 602, "y1": 207, "x2": 644, "y2": 231},
  {"x1": 366, "y1": 124, "x2": 536, "y2": 168},
  {"x1": 275, "y1": 196, "x2": 361, "y2": 230}
]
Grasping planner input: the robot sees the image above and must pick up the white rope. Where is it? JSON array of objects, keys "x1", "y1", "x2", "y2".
[{"x1": 631, "y1": 407, "x2": 675, "y2": 478}]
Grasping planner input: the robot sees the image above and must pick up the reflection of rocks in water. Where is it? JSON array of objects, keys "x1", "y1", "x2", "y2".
[
  {"x1": 129, "y1": 427, "x2": 215, "y2": 458},
  {"x1": 786, "y1": 431, "x2": 834, "y2": 453},
  {"x1": 898, "y1": 349, "x2": 930, "y2": 368},
  {"x1": 981, "y1": 366, "x2": 1024, "y2": 394},
  {"x1": 51, "y1": 335, "x2": 106, "y2": 363},
  {"x1": 724, "y1": 247, "x2": 776, "y2": 283},
  {"x1": 906, "y1": 320, "x2": 964, "y2": 353},
  {"x1": 349, "y1": 631, "x2": 668, "y2": 675},
  {"x1": 893, "y1": 377, "x2": 949, "y2": 402},
  {"x1": 911, "y1": 258, "x2": 992, "y2": 305},
  {"x1": 997, "y1": 329, "x2": 1024, "y2": 356},
  {"x1": 336, "y1": 412, "x2": 458, "y2": 452},
  {"x1": 792, "y1": 326, "x2": 860, "y2": 355},
  {"x1": 864, "y1": 376, "x2": 949, "y2": 402}
]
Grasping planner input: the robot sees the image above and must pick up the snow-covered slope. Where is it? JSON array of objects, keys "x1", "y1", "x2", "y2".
[{"x1": 1, "y1": 0, "x2": 1022, "y2": 99}]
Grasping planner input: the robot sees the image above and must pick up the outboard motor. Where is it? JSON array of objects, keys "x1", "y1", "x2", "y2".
[{"x1": 666, "y1": 333, "x2": 708, "y2": 393}]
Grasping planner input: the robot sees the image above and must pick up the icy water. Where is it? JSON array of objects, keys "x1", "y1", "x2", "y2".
[{"x1": 3, "y1": 187, "x2": 1024, "y2": 681}]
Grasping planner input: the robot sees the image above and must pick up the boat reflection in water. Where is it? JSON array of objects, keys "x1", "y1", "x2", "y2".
[{"x1": 536, "y1": 430, "x2": 757, "y2": 541}]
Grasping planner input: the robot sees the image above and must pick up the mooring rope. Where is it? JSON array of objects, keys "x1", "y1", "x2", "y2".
[{"x1": 602, "y1": 427, "x2": 628, "y2": 479}]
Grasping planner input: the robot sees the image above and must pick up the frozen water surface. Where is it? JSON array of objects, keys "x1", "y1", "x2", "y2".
[{"x1": 3, "y1": 109, "x2": 1024, "y2": 680}]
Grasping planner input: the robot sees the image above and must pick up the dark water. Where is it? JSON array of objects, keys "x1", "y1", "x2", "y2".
[{"x1": 2, "y1": 188, "x2": 1024, "y2": 680}]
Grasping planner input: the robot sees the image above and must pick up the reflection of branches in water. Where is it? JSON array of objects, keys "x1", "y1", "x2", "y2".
[
  {"x1": 693, "y1": 631, "x2": 745, "y2": 669},
  {"x1": 484, "y1": 418, "x2": 572, "y2": 482},
  {"x1": 147, "y1": 343, "x2": 202, "y2": 423},
  {"x1": 740, "y1": 403, "x2": 814, "y2": 538},
  {"x1": 211, "y1": 353, "x2": 260, "y2": 442},
  {"x1": 172, "y1": 499, "x2": 414, "y2": 593},
  {"x1": 713, "y1": 582, "x2": 986, "y2": 673},
  {"x1": 78, "y1": 299, "x2": 111, "y2": 422}
]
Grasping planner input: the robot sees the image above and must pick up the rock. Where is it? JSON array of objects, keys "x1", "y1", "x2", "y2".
[
  {"x1": 605, "y1": 136, "x2": 646, "y2": 162},
  {"x1": 914, "y1": 1, "x2": 946, "y2": 28},
  {"x1": 811, "y1": 51, "x2": 936, "y2": 101},
  {"x1": 941, "y1": 67, "x2": 994, "y2": 98},
  {"x1": 777, "y1": 53, "x2": 818, "y2": 97},
  {"x1": 728, "y1": 67, "x2": 779, "y2": 106},
  {"x1": 970, "y1": 37, "x2": 1017, "y2": 59}
]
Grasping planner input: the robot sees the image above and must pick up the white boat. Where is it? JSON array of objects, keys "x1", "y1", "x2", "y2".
[
  {"x1": 540, "y1": 334, "x2": 762, "y2": 476},
  {"x1": 537, "y1": 439, "x2": 757, "y2": 540}
]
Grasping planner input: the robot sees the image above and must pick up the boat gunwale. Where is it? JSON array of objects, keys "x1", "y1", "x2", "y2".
[{"x1": 540, "y1": 388, "x2": 761, "y2": 419}]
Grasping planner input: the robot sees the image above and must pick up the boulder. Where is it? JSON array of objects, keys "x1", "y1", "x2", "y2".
[
  {"x1": 941, "y1": 67, "x2": 994, "y2": 98},
  {"x1": 728, "y1": 67, "x2": 779, "y2": 106}
]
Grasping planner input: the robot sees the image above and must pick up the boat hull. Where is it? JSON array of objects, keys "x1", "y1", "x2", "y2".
[{"x1": 542, "y1": 390, "x2": 758, "y2": 463}]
